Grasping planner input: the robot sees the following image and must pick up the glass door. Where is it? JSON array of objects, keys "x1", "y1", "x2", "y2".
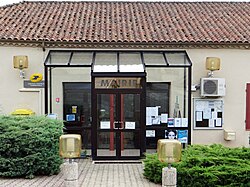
[{"x1": 95, "y1": 92, "x2": 141, "y2": 159}]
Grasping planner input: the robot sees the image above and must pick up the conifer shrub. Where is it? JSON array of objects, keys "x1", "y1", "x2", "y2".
[
  {"x1": 143, "y1": 144, "x2": 250, "y2": 186},
  {"x1": 0, "y1": 115, "x2": 64, "y2": 178}
]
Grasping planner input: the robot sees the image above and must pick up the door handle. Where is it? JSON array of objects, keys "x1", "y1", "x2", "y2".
[
  {"x1": 114, "y1": 121, "x2": 120, "y2": 129},
  {"x1": 114, "y1": 121, "x2": 124, "y2": 129},
  {"x1": 119, "y1": 121, "x2": 124, "y2": 129}
]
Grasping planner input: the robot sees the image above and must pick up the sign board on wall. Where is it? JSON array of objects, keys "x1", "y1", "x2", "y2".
[
  {"x1": 24, "y1": 80, "x2": 45, "y2": 88},
  {"x1": 95, "y1": 77, "x2": 142, "y2": 89},
  {"x1": 194, "y1": 98, "x2": 224, "y2": 129},
  {"x1": 30, "y1": 73, "x2": 43, "y2": 83}
]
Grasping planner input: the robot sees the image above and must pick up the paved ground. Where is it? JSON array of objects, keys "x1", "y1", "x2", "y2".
[{"x1": 0, "y1": 158, "x2": 161, "y2": 187}]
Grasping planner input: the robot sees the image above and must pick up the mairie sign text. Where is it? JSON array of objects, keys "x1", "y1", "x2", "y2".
[{"x1": 95, "y1": 77, "x2": 142, "y2": 89}]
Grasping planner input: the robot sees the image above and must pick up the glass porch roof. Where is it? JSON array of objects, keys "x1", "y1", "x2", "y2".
[{"x1": 44, "y1": 50, "x2": 192, "y2": 72}]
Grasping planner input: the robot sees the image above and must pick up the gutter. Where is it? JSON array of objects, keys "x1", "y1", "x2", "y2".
[{"x1": 0, "y1": 39, "x2": 249, "y2": 50}]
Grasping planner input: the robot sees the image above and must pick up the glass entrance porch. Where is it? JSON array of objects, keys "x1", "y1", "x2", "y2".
[{"x1": 44, "y1": 50, "x2": 192, "y2": 159}]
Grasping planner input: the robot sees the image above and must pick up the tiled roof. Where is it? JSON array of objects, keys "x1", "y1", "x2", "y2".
[{"x1": 0, "y1": 1, "x2": 249, "y2": 45}]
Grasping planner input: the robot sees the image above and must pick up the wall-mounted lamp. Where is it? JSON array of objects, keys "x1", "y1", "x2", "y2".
[
  {"x1": 13, "y1": 56, "x2": 28, "y2": 79},
  {"x1": 206, "y1": 57, "x2": 220, "y2": 77}
]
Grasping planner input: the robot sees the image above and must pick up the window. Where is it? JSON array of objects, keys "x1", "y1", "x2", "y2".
[
  {"x1": 146, "y1": 83, "x2": 170, "y2": 114},
  {"x1": 63, "y1": 82, "x2": 91, "y2": 149},
  {"x1": 146, "y1": 83, "x2": 170, "y2": 149},
  {"x1": 63, "y1": 82, "x2": 91, "y2": 125}
]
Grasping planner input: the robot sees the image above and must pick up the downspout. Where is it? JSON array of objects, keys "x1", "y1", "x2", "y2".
[
  {"x1": 41, "y1": 41, "x2": 46, "y2": 52},
  {"x1": 42, "y1": 41, "x2": 47, "y2": 115}
]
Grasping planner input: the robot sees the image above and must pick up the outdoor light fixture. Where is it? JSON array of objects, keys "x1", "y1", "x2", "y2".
[
  {"x1": 13, "y1": 55, "x2": 28, "y2": 79},
  {"x1": 59, "y1": 134, "x2": 82, "y2": 159},
  {"x1": 206, "y1": 57, "x2": 220, "y2": 77},
  {"x1": 157, "y1": 139, "x2": 181, "y2": 164},
  {"x1": 157, "y1": 139, "x2": 182, "y2": 187}
]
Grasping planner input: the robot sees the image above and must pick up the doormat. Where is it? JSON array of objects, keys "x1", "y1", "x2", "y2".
[{"x1": 92, "y1": 160, "x2": 142, "y2": 164}]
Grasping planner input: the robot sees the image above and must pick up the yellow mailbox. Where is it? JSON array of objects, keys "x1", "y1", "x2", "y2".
[
  {"x1": 157, "y1": 139, "x2": 182, "y2": 164},
  {"x1": 59, "y1": 134, "x2": 82, "y2": 158},
  {"x1": 11, "y1": 109, "x2": 35, "y2": 116}
]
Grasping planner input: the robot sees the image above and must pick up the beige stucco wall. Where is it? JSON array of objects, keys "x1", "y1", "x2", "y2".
[
  {"x1": 0, "y1": 46, "x2": 45, "y2": 115},
  {"x1": 187, "y1": 49, "x2": 250, "y2": 147},
  {"x1": 0, "y1": 46, "x2": 249, "y2": 147},
  {"x1": 51, "y1": 67, "x2": 91, "y2": 120}
]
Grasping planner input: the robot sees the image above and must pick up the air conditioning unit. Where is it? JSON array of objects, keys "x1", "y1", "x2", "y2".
[{"x1": 200, "y1": 78, "x2": 226, "y2": 97}]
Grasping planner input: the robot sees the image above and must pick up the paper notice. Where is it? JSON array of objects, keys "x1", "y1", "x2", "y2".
[
  {"x1": 203, "y1": 109, "x2": 211, "y2": 119},
  {"x1": 212, "y1": 111, "x2": 217, "y2": 119},
  {"x1": 181, "y1": 118, "x2": 188, "y2": 127},
  {"x1": 125, "y1": 122, "x2": 135, "y2": 129},
  {"x1": 100, "y1": 121, "x2": 110, "y2": 129},
  {"x1": 174, "y1": 118, "x2": 181, "y2": 127},
  {"x1": 209, "y1": 119, "x2": 215, "y2": 128},
  {"x1": 215, "y1": 118, "x2": 222, "y2": 127},
  {"x1": 146, "y1": 107, "x2": 158, "y2": 117},
  {"x1": 152, "y1": 116, "x2": 161, "y2": 124},
  {"x1": 168, "y1": 118, "x2": 174, "y2": 127},
  {"x1": 146, "y1": 130, "x2": 155, "y2": 137},
  {"x1": 161, "y1": 114, "x2": 168, "y2": 123},
  {"x1": 196, "y1": 111, "x2": 203, "y2": 121},
  {"x1": 146, "y1": 116, "x2": 152, "y2": 125}
]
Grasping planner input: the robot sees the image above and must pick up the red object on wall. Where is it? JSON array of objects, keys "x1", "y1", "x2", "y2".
[{"x1": 246, "y1": 83, "x2": 250, "y2": 130}]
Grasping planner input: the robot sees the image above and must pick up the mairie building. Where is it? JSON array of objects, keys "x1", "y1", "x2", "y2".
[{"x1": 0, "y1": 1, "x2": 249, "y2": 159}]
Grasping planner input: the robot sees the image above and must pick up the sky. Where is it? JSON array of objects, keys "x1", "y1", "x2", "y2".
[{"x1": 0, "y1": 0, "x2": 249, "y2": 6}]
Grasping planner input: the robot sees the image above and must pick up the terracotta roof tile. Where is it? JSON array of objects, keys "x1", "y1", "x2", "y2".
[{"x1": 0, "y1": 1, "x2": 249, "y2": 44}]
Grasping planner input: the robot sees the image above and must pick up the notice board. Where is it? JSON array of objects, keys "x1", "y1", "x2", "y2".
[{"x1": 194, "y1": 98, "x2": 224, "y2": 129}]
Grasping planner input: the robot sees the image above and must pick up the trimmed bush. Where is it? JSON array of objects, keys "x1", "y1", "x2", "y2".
[
  {"x1": 0, "y1": 115, "x2": 64, "y2": 178},
  {"x1": 143, "y1": 144, "x2": 250, "y2": 186}
]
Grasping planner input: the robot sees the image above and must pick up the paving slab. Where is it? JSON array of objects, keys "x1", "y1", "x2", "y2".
[{"x1": 0, "y1": 158, "x2": 161, "y2": 187}]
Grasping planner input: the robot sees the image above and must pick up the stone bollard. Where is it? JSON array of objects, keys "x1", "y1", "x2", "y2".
[
  {"x1": 157, "y1": 139, "x2": 181, "y2": 187},
  {"x1": 63, "y1": 160, "x2": 78, "y2": 187},
  {"x1": 59, "y1": 135, "x2": 82, "y2": 187},
  {"x1": 162, "y1": 166, "x2": 177, "y2": 187}
]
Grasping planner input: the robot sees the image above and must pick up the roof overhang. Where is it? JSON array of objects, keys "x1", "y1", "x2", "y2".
[{"x1": 44, "y1": 50, "x2": 192, "y2": 75}]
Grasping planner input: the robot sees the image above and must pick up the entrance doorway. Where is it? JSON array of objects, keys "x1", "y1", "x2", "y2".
[{"x1": 92, "y1": 76, "x2": 146, "y2": 160}]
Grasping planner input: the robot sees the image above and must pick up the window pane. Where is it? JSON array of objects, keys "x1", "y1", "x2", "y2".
[
  {"x1": 144, "y1": 53, "x2": 166, "y2": 65},
  {"x1": 48, "y1": 52, "x2": 71, "y2": 65},
  {"x1": 70, "y1": 52, "x2": 93, "y2": 65},
  {"x1": 94, "y1": 53, "x2": 117, "y2": 72},
  {"x1": 63, "y1": 82, "x2": 91, "y2": 127},
  {"x1": 119, "y1": 52, "x2": 144, "y2": 72},
  {"x1": 165, "y1": 52, "x2": 188, "y2": 65},
  {"x1": 146, "y1": 83, "x2": 170, "y2": 114},
  {"x1": 63, "y1": 82, "x2": 91, "y2": 150},
  {"x1": 146, "y1": 83, "x2": 170, "y2": 149}
]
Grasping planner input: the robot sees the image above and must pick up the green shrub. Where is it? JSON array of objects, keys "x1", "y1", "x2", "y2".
[
  {"x1": 0, "y1": 115, "x2": 64, "y2": 178},
  {"x1": 143, "y1": 144, "x2": 250, "y2": 186}
]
